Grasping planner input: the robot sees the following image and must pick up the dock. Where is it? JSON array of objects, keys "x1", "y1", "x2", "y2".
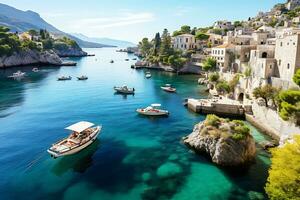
[{"x1": 187, "y1": 98, "x2": 252, "y2": 117}]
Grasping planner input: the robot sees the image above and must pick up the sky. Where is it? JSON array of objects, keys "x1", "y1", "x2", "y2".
[{"x1": 0, "y1": 0, "x2": 285, "y2": 43}]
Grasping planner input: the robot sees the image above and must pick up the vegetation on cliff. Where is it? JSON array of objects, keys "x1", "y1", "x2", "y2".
[
  {"x1": 265, "y1": 135, "x2": 300, "y2": 200},
  {"x1": 138, "y1": 28, "x2": 188, "y2": 69}
]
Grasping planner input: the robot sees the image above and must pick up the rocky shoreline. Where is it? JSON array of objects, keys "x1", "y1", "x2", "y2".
[
  {"x1": 0, "y1": 49, "x2": 88, "y2": 68},
  {"x1": 183, "y1": 116, "x2": 256, "y2": 166}
]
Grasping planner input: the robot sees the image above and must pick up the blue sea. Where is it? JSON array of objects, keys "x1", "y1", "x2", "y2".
[{"x1": 0, "y1": 48, "x2": 271, "y2": 200}]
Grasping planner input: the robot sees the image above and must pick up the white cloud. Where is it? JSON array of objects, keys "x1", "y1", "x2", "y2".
[{"x1": 173, "y1": 6, "x2": 193, "y2": 16}]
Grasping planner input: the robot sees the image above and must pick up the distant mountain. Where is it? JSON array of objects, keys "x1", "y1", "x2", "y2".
[
  {"x1": 0, "y1": 3, "x2": 114, "y2": 48},
  {"x1": 71, "y1": 33, "x2": 136, "y2": 48}
]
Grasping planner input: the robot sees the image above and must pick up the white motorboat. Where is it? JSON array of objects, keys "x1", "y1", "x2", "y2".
[
  {"x1": 145, "y1": 72, "x2": 152, "y2": 78},
  {"x1": 136, "y1": 104, "x2": 169, "y2": 116},
  {"x1": 77, "y1": 75, "x2": 88, "y2": 80},
  {"x1": 8, "y1": 70, "x2": 26, "y2": 78},
  {"x1": 32, "y1": 68, "x2": 39, "y2": 72},
  {"x1": 57, "y1": 76, "x2": 72, "y2": 81},
  {"x1": 47, "y1": 121, "x2": 102, "y2": 158},
  {"x1": 161, "y1": 84, "x2": 176, "y2": 93},
  {"x1": 114, "y1": 85, "x2": 135, "y2": 94}
]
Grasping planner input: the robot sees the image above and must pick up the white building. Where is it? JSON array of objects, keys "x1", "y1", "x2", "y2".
[
  {"x1": 211, "y1": 44, "x2": 235, "y2": 71},
  {"x1": 172, "y1": 34, "x2": 196, "y2": 51},
  {"x1": 213, "y1": 21, "x2": 234, "y2": 30}
]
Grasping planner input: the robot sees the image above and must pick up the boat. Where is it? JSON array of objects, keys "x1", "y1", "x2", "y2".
[
  {"x1": 110, "y1": 60, "x2": 114, "y2": 63},
  {"x1": 136, "y1": 104, "x2": 169, "y2": 116},
  {"x1": 125, "y1": 59, "x2": 129, "y2": 61},
  {"x1": 132, "y1": 58, "x2": 137, "y2": 60},
  {"x1": 114, "y1": 85, "x2": 135, "y2": 94},
  {"x1": 32, "y1": 68, "x2": 39, "y2": 72},
  {"x1": 57, "y1": 76, "x2": 72, "y2": 81},
  {"x1": 47, "y1": 121, "x2": 102, "y2": 158},
  {"x1": 77, "y1": 75, "x2": 88, "y2": 80},
  {"x1": 8, "y1": 71, "x2": 26, "y2": 78},
  {"x1": 145, "y1": 72, "x2": 152, "y2": 78},
  {"x1": 161, "y1": 84, "x2": 176, "y2": 93}
]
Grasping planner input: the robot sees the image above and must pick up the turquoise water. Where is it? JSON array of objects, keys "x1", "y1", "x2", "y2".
[{"x1": 0, "y1": 48, "x2": 271, "y2": 200}]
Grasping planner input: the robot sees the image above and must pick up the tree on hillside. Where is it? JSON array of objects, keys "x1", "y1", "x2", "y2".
[
  {"x1": 234, "y1": 21, "x2": 243, "y2": 28},
  {"x1": 28, "y1": 29, "x2": 38, "y2": 36},
  {"x1": 253, "y1": 84, "x2": 279, "y2": 107},
  {"x1": 277, "y1": 90, "x2": 300, "y2": 125},
  {"x1": 138, "y1": 38, "x2": 152, "y2": 57},
  {"x1": 153, "y1": 32, "x2": 161, "y2": 56},
  {"x1": 202, "y1": 57, "x2": 217, "y2": 71},
  {"x1": 293, "y1": 69, "x2": 300, "y2": 86},
  {"x1": 180, "y1": 25, "x2": 191, "y2": 34},
  {"x1": 265, "y1": 135, "x2": 300, "y2": 200},
  {"x1": 160, "y1": 29, "x2": 172, "y2": 58},
  {"x1": 216, "y1": 81, "x2": 230, "y2": 94},
  {"x1": 191, "y1": 27, "x2": 197, "y2": 35},
  {"x1": 195, "y1": 32, "x2": 209, "y2": 41},
  {"x1": 208, "y1": 72, "x2": 220, "y2": 83}
]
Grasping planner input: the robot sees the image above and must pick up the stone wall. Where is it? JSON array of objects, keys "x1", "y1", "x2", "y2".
[{"x1": 248, "y1": 102, "x2": 300, "y2": 144}]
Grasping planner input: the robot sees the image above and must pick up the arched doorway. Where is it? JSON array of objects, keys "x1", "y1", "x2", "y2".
[
  {"x1": 238, "y1": 93, "x2": 244, "y2": 102},
  {"x1": 232, "y1": 63, "x2": 239, "y2": 73},
  {"x1": 262, "y1": 52, "x2": 268, "y2": 58}
]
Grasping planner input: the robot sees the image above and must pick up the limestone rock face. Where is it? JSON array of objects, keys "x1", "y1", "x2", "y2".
[
  {"x1": 183, "y1": 122, "x2": 256, "y2": 166},
  {"x1": 0, "y1": 50, "x2": 63, "y2": 67},
  {"x1": 54, "y1": 47, "x2": 87, "y2": 57}
]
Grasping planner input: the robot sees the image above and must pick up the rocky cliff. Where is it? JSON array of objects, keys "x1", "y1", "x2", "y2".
[
  {"x1": 0, "y1": 50, "x2": 63, "y2": 67},
  {"x1": 183, "y1": 116, "x2": 256, "y2": 166},
  {"x1": 53, "y1": 47, "x2": 88, "y2": 57}
]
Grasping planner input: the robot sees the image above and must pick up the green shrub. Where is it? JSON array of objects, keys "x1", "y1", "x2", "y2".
[
  {"x1": 265, "y1": 135, "x2": 300, "y2": 200},
  {"x1": 205, "y1": 114, "x2": 221, "y2": 127},
  {"x1": 208, "y1": 73, "x2": 220, "y2": 82},
  {"x1": 216, "y1": 81, "x2": 230, "y2": 94}
]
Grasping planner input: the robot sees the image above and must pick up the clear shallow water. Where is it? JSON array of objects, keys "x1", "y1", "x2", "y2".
[{"x1": 0, "y1": 48, "x2": 271, "y2": 200}]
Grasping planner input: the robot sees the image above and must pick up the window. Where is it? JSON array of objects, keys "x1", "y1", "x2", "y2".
[
  {"x1": 279, "y1": 59, "x2": 281, "y2": 66},
  {"x1": 287, "y1": 42, "x2": 289, "y2": 45},
  {"x1": 287, "y1": 63, "x2": 290, "y2": 69},
  {"x1": 270, "y1": 65, "x2": 272, "y2": 69},
  {"x1": 280, "y1": 42, "x2": 283, "y2": 47}
]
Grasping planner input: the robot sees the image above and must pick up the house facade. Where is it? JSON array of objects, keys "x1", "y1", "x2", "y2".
[{"x1": 172, "y1": 34, "x2": 196, "y2": 51}]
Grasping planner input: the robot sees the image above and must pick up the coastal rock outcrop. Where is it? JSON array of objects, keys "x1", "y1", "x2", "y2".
[
  {"x1": 183, "y1": 115, "x2": 256, "y2": 166},
  {"x1": 54, "y1": 47, "x2": 87, "y2": 57},
  {"x1": 0, "y1": 50, "x2": 63, "y2": 67}
]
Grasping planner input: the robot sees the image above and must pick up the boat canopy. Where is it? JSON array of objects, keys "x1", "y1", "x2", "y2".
[
  {"x1": 65, "y1": 121, "x2": 94, "y2": 133},
  {"x1": 151, "y1": 103, "x2": 161, "y2": 107}
]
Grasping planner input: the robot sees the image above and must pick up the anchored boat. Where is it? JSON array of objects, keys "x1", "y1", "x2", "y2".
[
  {"x1": 77, "y1": 75, "x2": 88, "y2": 80},
  {"x1": 145, "y1": 72, "x2": 152, "y2": 79},
  {"x1": 57, "y1": 76, "x2": 72, "y2": 81},
  {"x1": 47, "y1": 121, "x2": 102, "y2": 158},
  {"x1": 136, "y1": 104, "x2": 169, "y2": 116},
  {"x1": 161, "y1": 84, "x2": 176, "y2": 93},
  {"x1": 32, "y1": 68, "x2": 39, "y2": 72},
  {"x1": 114, "y1": 85, "x2": 135, "y2": 94},
  {"x1": 110, "y1": 60, "x2": 114, "y2": 63},
  {"x1": 8, "y1": 71, "x2": 26, "y2": 78}
]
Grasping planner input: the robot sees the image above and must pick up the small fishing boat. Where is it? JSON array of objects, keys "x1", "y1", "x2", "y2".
[
  {"x1": 32, "y1": 68, "x2": 39, "y2": 72},
  {"x1": 57, "y1": 76, "x2": 72, "y2": 81},
  {"x1": 161, "y1": 84, "x2": 176, "y2": 93},
  {"x1": 132, "y1": 58, "x2": 137, "y2": 60},
  {"x1": 110, "y1": 60, "x2": 114, "y2": 63},
  {"x1": 77, "y1": 75, "x2": 88, "y2": 80},
  {"x1": 114, "y1": 85, "x2": 135, "y2": 94},
  {"x1": 136, "y1": 104, "x2": 169, "y2": 116},
  {"x1": 8, "y1": 71, "x2": 26, "y2": 78},
  {"x1": 47, "y1": 121, "x2": 102, "y2": 158},
  {"x1": 145, "y1": 72, "x2": 152, "y2": 79},
  {"x1": 125, "y1": 59, "x2": 129, "y2": 61}
]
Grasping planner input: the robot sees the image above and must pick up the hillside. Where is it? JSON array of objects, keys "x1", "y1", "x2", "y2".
[
  {"x1": 0, "y1": 3, "x2": 114, "y2": 48},
  {"x1": 71, "y1": 33, "x2": 136, "y2": 47}
]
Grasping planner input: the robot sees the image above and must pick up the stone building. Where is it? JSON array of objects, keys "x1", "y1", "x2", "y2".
[
  {"x1": 275, "y1": 29, "x2": 300, "y2": 81},
  {"x1": 213, "y1": 20, "x2": 234, "y2": 30},
  {"x1": 286, "y1": 0, "x2": 300, "y2": 10},
  {"x1": 172, "y1": 34, "x2": 196, "y2": 51}
]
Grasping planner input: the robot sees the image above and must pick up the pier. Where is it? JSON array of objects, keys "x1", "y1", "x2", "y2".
[{"x1": 187, "y1": 98, "x2": 252, "y2": 117}]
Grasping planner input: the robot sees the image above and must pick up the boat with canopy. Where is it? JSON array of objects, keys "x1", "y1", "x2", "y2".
[
  {"x1": 136, "y1": 104, "x2": 169, "y2": 116},
  {"x1": 47, "y1": 121, "x2": 101, "y2": 158}
]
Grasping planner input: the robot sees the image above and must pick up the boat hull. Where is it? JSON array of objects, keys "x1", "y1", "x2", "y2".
[
  {"x1": 114, "y1": 88, "x2": 134, "y2": 94},
  {"x1": 161, "y1": 87, "x2": 176, "y2": 93},
  {"x1": 47, "y1": 126, "x2": 101, "y2": 158},
  {"x1": 136, "y1": 109, "x2": 169, "y2": 116}
]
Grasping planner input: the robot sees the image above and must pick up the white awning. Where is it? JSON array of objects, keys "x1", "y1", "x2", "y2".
[
  {"x1": 65, "y1": 121, "x2": 94, "y2": 133},
  {"x1": 151, "y1": 104, "x2": 161, "y2": 107}
]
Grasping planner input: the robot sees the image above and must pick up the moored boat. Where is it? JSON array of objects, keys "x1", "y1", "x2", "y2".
[
  {"x1": 114, "y1": 85, "x2": 135, "y2": 94},
  {"x1": 110, "y1": 60, "x2": 114, "y2": 63},
  {"x1": 32, "y1": 68, "x2": 39, "y2": 72},
  {"x1": 57, "y1": 76, "x2": 72, "y2": 81},
  {"x1": 145, "y1": 72, "x2": 152, "y2": 78},
  {"x1": 136, "y1": 104, "x2": 169, "y2": 116},
  {"x1": 47, "y1": 121, "x2": 102, "y2": 158},
  {"x1": 161, "y1": 84, "x2": 176, "y2": 93},
  {"x1": 8, "y1": 70, "x2": 26, "y2": 78},
  {"x1": 77, "y1": 75, "x2": 88, "y2": 80},
  {"x1": 125, "y1": 59, "x2": 129, "y2": 61}
]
